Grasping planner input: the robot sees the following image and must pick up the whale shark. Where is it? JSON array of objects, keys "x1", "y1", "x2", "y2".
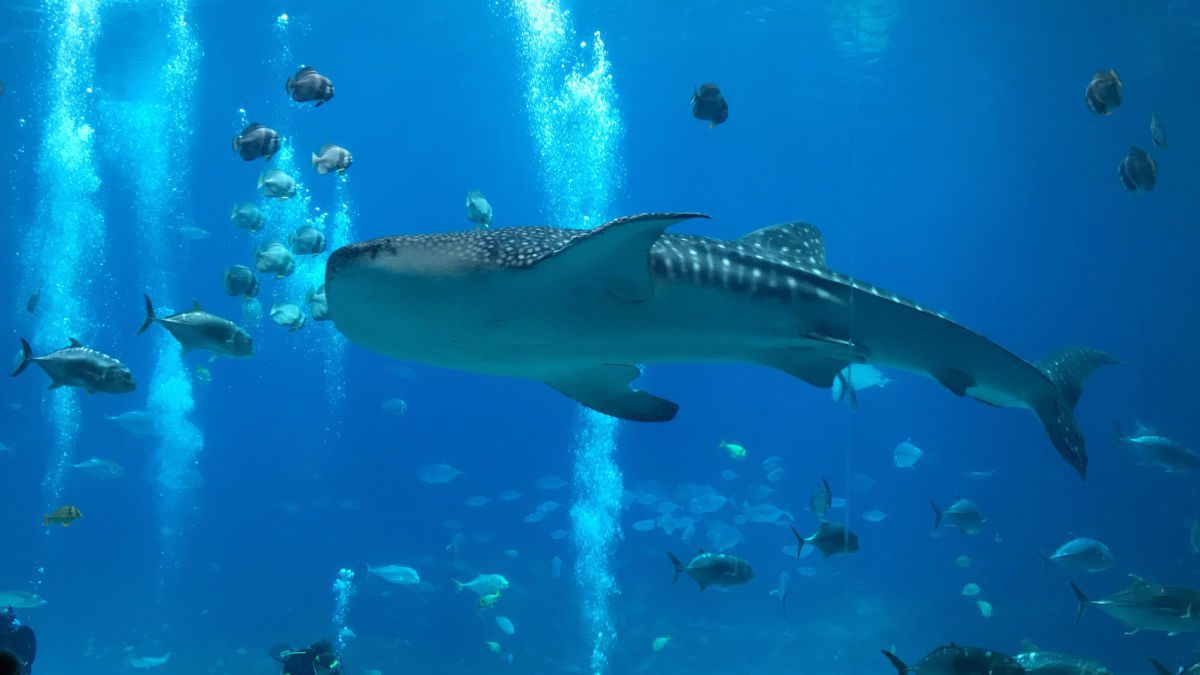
[{"x1": 325, "y1": 212, "x2": 1118, "y2": 477}]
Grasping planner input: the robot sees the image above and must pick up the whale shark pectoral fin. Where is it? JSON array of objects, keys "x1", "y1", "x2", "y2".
[
  {"x1": 543, "y1": 212, "x2": 708, "y2": 302},
  {"x1": 763, "y1": 350, "x2": 851, "y2": 389},
  {"x1": 932, "y1": 367, "x2": 975, "y2": 397},
  {"x1": 545, "y1": 364, "x2": 679, "y2": 422}
]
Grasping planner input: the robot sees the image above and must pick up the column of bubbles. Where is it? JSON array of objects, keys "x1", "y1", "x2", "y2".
[
  {"x1": 21, "y1": 0, "x2": 106, "y2": 536},
  {"x1": 512, "y1": 2, "x2": 625, "y2": 672},
  {"x1": 260, "y1": 11, "x2": 349, "y2": 407},
  {"x1": 152, "y1": 0, "x2": 204, "y2": 587},
  {"x1": 331, "y1": 568, "x2": 356, "y2": 654}
]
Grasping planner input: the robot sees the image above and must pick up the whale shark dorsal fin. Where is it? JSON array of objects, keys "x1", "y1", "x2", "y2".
[
  {"x1": 544, "y1": 364, "x2": 678, "y2": 422},
  {"x1": 68, "y1": 338, "x2": 82, "y2": 348},
  {"x1": 543, "y1": 213, "x2": 708, "y2": 302},
  {"x1": 737, "y1": 222, "x2": 827, "y2": 269},
  {"x1": 191, "y1": 299, "x2": 204, "y2": 312},
  {"x1": 1128, "y1": 574, "x2": 1151, "y2": 586}
]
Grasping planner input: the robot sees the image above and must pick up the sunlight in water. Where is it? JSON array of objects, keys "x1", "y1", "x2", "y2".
[
  {"x1": 513, "y1": 2, "x2": 625, "y2": 671},
  {"x1": 25, "y1": 0, "x2": 106, "y2": 525},
  {"x1": 97, "y1": 0, "x2": 205, "y2": 584}
]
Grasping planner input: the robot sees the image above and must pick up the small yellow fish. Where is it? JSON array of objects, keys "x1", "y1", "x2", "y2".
[
  {"x1": 478, "y1": 591, "x2": 502, "y2": 610},
  {"x1": 44, "y1": 505, "x2": 82, "y2": 527},
  {"x1": 485, "y1": 641, "x2": 501, "y2": 653},
  {"x1": 194, "y1": 365, "x2": 212, "y2": 383},
  {"x1": 719, "y1": 440, "x2": 747, "y2": 460}
]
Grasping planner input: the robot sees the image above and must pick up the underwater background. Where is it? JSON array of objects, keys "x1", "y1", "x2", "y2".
[{"x1": 2, "y1": 0, "x2": 1200, "y2": 673}]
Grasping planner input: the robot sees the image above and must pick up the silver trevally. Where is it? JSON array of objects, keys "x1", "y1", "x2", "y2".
[
  {"x1": 1042, "y1": 536, "x2": 1114, "y2": 574},
  {"x1": 0, "y1": 590, "x2": 46, "y2": 608},
  {"x1": 791, "y1": 522, "x2": 859, "y2": 558},
  {"x1": 931, "y1": 497, "x2": 984, "y2": 535},
  {"x1": 453, "y1": 574, "x2": 509, "y2": 596},
  {"x1": 326, "y1": 215, "x2": 1117, "y2": 478},
  {"x1": 139, "y1": 295, "x2": 254, "y2": 358},
  {"x1": 667, "y1": 550, "x2": 753, "y2": 590},
  {"x1": 831, "y1": 363, "x2": 891, "y2": 409},
  {"x1": 12, "y1": 338, "x2": 136, "y2": 394},
  {"x1": 1072, "y1": 575, "x2": 1200, "y2": 634},
  {"x1": 1119, "y1": 421, "x2": 1200, "y2": 474},
  {"x1": 72, "y1": 457, "x2": 125, "y2": 479},
  {"x1": 893, "y1": 439, "x2": 924, "y2": 469},
  {"x1": 107, "y1": 410, "x2": 162, "y2": 437},
  {"x1": 1015, "y1": 642, "x2": 1111, "y2": 675},
  {"x1": 368, "y1": 564, "x2": 420, "y2": 585},
  {"x1": 417, "y1": 463, "x2": 460, "y2": 484}
]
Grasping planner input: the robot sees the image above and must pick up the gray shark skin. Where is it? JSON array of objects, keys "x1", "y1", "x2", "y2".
[
  {"x1": 325, "y1": 213, "x2": 1118, "y2": 477},
  {"x1": 1072, "y1": 576, "x2": 1200, "y2": 635}
]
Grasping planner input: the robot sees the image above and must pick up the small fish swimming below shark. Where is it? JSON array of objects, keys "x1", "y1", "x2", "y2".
[{"x1": 326, "y1": 213, "x2": 1119, "y2": 477}]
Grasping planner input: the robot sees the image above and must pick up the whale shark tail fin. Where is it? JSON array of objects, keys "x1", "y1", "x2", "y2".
[{"x1": 1033, "y1": 348, "x2": 1122, "y2": 479}]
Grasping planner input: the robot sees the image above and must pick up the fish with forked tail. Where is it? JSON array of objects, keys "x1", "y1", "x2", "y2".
[
  {"x1": 138, "y1": 294, "x2": 253, "y2": 358},
  {"x1": 325, "y1": 214, "x2": 1119, "y2": 478},
  {"x1": 666, "y1": 550, "x2": 753, "y2": 590},
  {"x1": 12, "y1": 338, "x2": 135, "y2": 394},
  {"x1": 1071, "y1": 576, "x2": 1200, "y2": 634}
]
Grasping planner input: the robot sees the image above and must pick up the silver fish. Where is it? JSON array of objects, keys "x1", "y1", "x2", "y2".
[
  {"x1": 289, "y1": 225, "x2": 326, "y2": 255},
  {"x1": 258, "y1": 169, "x2": 296, "y2": 200},
  {"x1": 311, "y1": 144, "x2": 352, "y2": 174},
  {"x1": 1072, "y1": 575, "x2": 1200, "y2": 635},
  {"x1": 138, "y1": 295, "x2": 253, "y2": 358},
  {"x1": 12, "y1": 338, "x2": 136, "y2": 394},
  {"x1": 255, "y1": 241, "x2": 295, "y2": 278},
  {"x1": 667, "y1": 550, "x2": 753, "y2": 590},
  {"x1": 1151, "y1": 113, "x2": 1167, "y2": 149},
  {"x1": 931, "y1": 497, "x2": 984, "y2": 535}
]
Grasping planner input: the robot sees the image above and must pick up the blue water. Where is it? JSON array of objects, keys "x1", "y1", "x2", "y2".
[{"x1": 2, "y1": 1, "x2": 1199, "y2": 673}]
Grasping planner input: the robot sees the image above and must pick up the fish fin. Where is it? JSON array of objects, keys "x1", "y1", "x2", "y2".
[
  {"x1": 11, "y1": 338, "x2": 32, "y2": 377},
  {"x1": 666, "y1": 552, "x2": 684, "y2": 584},
  {"x1": 285, "y1": 77, "x2": 294, "y2": 94},
  {"x1": 47, "y1": 382, "x2": 63, "y2": 390},
  {"x1": 1124, "y1": 629, "x2": 1140, "y2": 636},
  {"x1": 881, "y1": 650, "x2": 908, "y2": 674},
  {"x1": 1070, "y1": 582, "x2": 1090, "y2": 624},
  {"x1": 708, "y1": 121, "x2": 716, "y2": 129},
  {"x1": 929, "y1": 501, "x2": 943, "y2": 532},
  {"x1": 311, "y1": 152, "x2": 318, "y2": 168},
  {"x1": 68, "y1": 337, "x2": 82, "y2": 348},
  {"x1": 1149, "y1": 659, "x2": 1174, "y2": 675},
  {"x1": 191, "y1": 299, "x2": 203, "y2": 312},
  {"x1": 138, "y1": 293, "x2": 157, "y2": 335},
  {"x1": 542, "y1": 212, "x2": 707, "y2": 302},
  {"x1": 737, "y1": 221, "x2": 827, "y2": 269},
  {"x1": 257, "y1": 173, "x2": 265, "y2": 190},
  {"x1": 1038, "y1": 550, "x2": 1051, "y2": 574},
  {"x1": 790, "y1": 526, "x2": 805, "y2": 559},
  {"x1": 545, "y1": 365, "x2": 677, "y2": 422},
  {"x1": 452, "y1": 579, "x2": 464, "y2": 593},
  {"x1": 315, "y1": 100, "x2": 324, "y2": 107},
  {"x1": 1032, "y1": 347, "x2": 1122, "y2": 479},
  {"x1": 763, "y1": 350, "x2": 852, "y2": 390},
  {"x1": 932, "y1": 367, "x2": 974, "y2": 397}
]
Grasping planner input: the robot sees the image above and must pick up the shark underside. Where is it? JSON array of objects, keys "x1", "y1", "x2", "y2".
[{"x1": 325, "y1": 213, "x2": 1118, "y2": 477}]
